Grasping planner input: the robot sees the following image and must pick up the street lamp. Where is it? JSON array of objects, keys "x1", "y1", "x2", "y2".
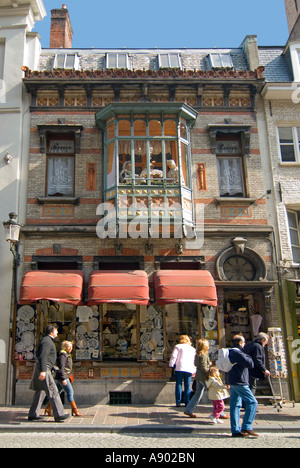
[{"x1": 3, "y1": 212, "x2": 22, "y2": 266}]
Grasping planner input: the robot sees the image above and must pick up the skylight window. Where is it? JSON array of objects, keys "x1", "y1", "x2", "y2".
[
  {"x1": 53, "y1": 54, "x2": 80, "y2": 70},
  {"x1": 106, "y1": 53, "x2": 129, "y2": 69},
  {"x1": 158, "y1": 53, "x2": 182, "y2": 69},
  {"x1": 208, "y1": 53, "x2": 233, "y2": 69}
]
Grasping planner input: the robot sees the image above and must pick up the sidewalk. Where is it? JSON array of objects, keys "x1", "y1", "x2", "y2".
[{"x1": 0, "y1": 402, "x2": 299, "y2": 434}]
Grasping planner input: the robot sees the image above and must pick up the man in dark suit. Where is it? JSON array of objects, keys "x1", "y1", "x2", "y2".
[
  {"x1": 28, "y1": 324, "x2": 69, "y2": 423},
  {"x1": 245, "y1": 332, "x2": 271, "y2": 396}
]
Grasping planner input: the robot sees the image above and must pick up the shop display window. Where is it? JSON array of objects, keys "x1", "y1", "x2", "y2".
[
  {"x1": 140, "y1": 305, "x2": 164, "y2": 361},
  {"x1": 165, "y1": 303, "x2": 219, "y2": 362},
  {"x1": 14, "y1": 305, "x2": 37, "y2": 361},
  {"x1": 14, "y1": 301, "x2": 77, "y2": 361},
  {"x1": 102, "y1": 304, "x2": 138, "y2": 361},
  {"x1": 200, "y1": 305, "x2": 219, "y2": 362},
  {"x1": 76, "y1": 305, "x2": 101, "y2": 360},
  {"x1": 165, "y1": 303, "x2": 199, "y2": 356},
  {"x1": 38, "y1": 301, "x2": 76, "y2": 353}
]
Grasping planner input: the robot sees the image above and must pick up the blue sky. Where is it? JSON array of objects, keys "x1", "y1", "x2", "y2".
[{"x1": 34, "y1": 0, "x2": 289, "y2": 49}]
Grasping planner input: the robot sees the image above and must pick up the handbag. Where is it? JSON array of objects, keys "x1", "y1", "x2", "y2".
[{"x1": 169, "y1": 366, "x2": 176, "y2": 382}]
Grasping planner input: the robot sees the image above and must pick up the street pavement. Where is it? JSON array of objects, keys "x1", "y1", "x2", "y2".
[
  {"x1": 1, "y1": 401, "x2": 299, "y2": 432},
  {"x1": 0, "y1": 402, "x2": 299, "y2": 449},
  {"x1": 0, "y1": 431, "x2": 299, "y2": 449}
]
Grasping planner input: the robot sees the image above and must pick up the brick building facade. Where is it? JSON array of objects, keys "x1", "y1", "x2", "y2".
[{"x1": 13, "y1": 6, "x2": 286, "y2": 405}]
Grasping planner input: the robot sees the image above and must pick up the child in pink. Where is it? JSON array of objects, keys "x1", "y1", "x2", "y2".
[{"x1": 206, "y1": 366, "x2": 230, "y2": 424}]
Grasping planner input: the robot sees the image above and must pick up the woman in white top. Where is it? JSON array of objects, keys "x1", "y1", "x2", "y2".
[{"x1": 169, "y1": 335, "x2": 196, "y2": 407}]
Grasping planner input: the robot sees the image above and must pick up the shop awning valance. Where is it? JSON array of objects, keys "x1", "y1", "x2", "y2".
[
  {"x1": 88, "y1": 270, "x2": 150, "y2": 306},
  {"x1": 19, "y1": 271, "x2": 84, "y2": 306},
  {"x1": 154, "y1": 270, "x2": 218, "y2": 307}
]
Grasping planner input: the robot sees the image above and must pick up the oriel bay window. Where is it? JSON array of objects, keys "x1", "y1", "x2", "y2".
[{"x1": 95, "y1": 103, "x2": 198, "y2": 238}]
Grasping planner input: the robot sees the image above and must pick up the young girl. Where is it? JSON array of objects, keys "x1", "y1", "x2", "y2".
[{"x1": 206, "y1": 366, "x2": 230, "y2": 424}]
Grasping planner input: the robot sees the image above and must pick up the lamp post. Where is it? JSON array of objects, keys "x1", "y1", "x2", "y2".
[
  {"x1": 3, "y1": 212, "x2": 22, "y2": 266},
  {"x1": 2, "y1": 213, "x2": 22, "y2": 405}
]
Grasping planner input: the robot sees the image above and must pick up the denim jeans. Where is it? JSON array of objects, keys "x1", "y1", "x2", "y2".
[
  {"x1": 56, "y1": 378, "x2": 74, "y2": 403},
  {"x1": 230, "y1": 385, "x2": 258, "y2": 434},
  {"x1": 185, "y1": 381, "x2": 205, "y2": 414},
  {"x1": 175, "y1": 371, "x2": 193, "y2": 406}
]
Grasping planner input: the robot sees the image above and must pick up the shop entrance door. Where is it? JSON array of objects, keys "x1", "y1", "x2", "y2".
[{"x1": 224, "y1": 292, "x2": 264, "y2": 347}]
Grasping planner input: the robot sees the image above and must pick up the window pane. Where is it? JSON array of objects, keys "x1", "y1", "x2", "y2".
[
  {"x1": 103, "y1": 305, "x2": 138, "y2": 361},
  {"x1": 180, "y1": 122, "x2": 187, "y2": 140},
  {"x1": 118, "y1": 54, "x2": 127, "y2": 68},
  {"x1": 47, "y1": 156, "x2": 74, "y2": 196},
  {"x1": 107, "y1": 142, "x2": 116, "y2": 188},
  {"x1": 164, "y1": 120, "x2": 177, "y2": 136},
  {"x1": 56, "y1": 54, "x2": 65, "y2": 68},
  {"x1": 107, "y1": 123, "x2": 115, "y2": 140},
  {"x1": 290, "y1": 229, "x2": 300, "y2": 245},
  {"x1": 292, "y1": 246, "x2": 300, "y2": 263},
  {"x1": 169, "y1": 54, "x2": 180, "y2": 68},
  {"x1": 165, "y1": 303, "x2": 199, "y2": 359},
  {"x1": 149, "y1": 120, "x2": 161, "y2": 136},
  {"x1": 118, "y1": 120, "x2": 131, "y2": 136},
  {"x1": 210, "y1": 54, "x2": 222, "y2": 67},
  {"x1": 119, "y1": 141, "x2": 131, "y2": 183},
  {"x1": 288, "y1": 211, "x2": 298, "y2": 229},
  {"x1": 107, "y1": 53, "x2": 117, "y2": 68},
  {"x1": 65, "y1": 55, "x2": 76, "y2": 68},
  {"x1": 159, "y1": 54, "x2": 169, "y2": 67},
  {"x1": 134, "y1": 120, "x2": 146, "y2": 136},
  {"x1": 221, "y1": 54, "x2": 233, "y2": 68},
  {"x1": 279, "y1": 127, "x2": 296, "y2": 162},
  {"x1": 150, "y1": 141, "x2": 163, "y2": 179},
  {"x1": 180, "y1": 142, "x2": 188, "y2": 187},
  {"x1": 135, "y1": 141, "x2": 147, "y2": 180},
  {"x1": 217, "y1": 157, "x2": 244, "y2": 197},
  {"x1": 281, "y1": 145, "x2": 296, "y2": 162},
  {"x1": 279, "y1": 127, "x2": 293, "y2": 143}
]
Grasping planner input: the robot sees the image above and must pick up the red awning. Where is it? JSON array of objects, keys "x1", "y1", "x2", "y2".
[
  {"x1": 88, "y1": 270, "x2": 150, "y2": 306},
  {"x1": 19, "y1": 271, "x2": 84, "y2": 306},
  {"x1": 154, "y1": 270, "x2": 218, "y2": 307}
]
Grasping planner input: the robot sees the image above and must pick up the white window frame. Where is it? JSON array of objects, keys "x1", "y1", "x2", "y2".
[
  {"x1": 106, "y1": 53, "x2": 130, "y2": 69},
  {"x1": 287, "y1": 210, "x2": 300, "y2": 263},
  {"x1": 53, "y1": 54, "x2": 80, "y2": 70},
  {"x1": 288, "y1": 43, "x2": 300, "y2": 82},
  {"x1": 158, "y1": 53, "x2": 182, "y2": 69},
  {"x1": 278, "y1": 126, "x2": 300, "y2": 163},
  {"x1": 208, "y1": 53, "x2": 233, "y2": 69}
]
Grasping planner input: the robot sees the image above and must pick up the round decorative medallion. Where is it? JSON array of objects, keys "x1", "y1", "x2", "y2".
[{"x1": 223, "y1": 255, "x2": 256, "y2": 281}]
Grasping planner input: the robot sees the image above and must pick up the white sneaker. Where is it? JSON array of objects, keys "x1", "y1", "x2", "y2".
[
  {"x1": 209, "y1": 415, "x2": 218, "y2": 424},
  {"x1": 216, "y1": 418, "x2": 224, "y2": 424}
]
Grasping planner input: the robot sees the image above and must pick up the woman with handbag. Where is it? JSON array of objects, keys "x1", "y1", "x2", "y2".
[{"x1": 169, "y1": 335, "x2": 196, "y2": 408}]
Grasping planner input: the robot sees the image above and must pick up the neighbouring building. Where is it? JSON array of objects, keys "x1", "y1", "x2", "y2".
[
  {"x1": 0, "y1": 0, "x2": 46, "y2": 404},
  {"x1": 13, "y1": 5, "x2": 286, "y2": 405},
  {"x1": 256, "y1": 0, "x2": 300, "y2": 402}
]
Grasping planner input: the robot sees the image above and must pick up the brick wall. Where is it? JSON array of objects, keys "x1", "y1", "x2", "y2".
[
  {"x1": 50, "y1": 6, "x2": 73, "y2": 49},
  {"x1": 285, "y1": 0, "x2": 300, "y2": 33}
]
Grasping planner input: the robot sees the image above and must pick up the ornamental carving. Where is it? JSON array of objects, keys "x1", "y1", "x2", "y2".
[{"x1": 22, "y1": 66, "x2": 265, "y2": 81}]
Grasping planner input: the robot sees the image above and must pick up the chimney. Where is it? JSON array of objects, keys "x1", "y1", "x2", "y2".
[
  {"x1": 50, "y1": 4, "x2": 73, "y2": 48},
  {"x1": 285, "y1": 0, "x2": 300, "y2": 33}
]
